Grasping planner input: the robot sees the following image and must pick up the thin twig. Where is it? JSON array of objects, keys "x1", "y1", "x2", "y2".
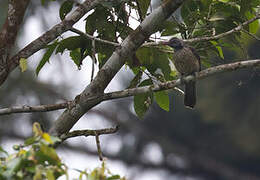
[
  {"x1": 95, "y1": 133, "x2": 103, "y2": 161},
  {"x1": 242, "y1": 29, "x2": 260, "y2": 41},
  {"x1": 0, "y1": 59, "x2": 260, "y2": 116},
  {"x1": 100, "y1": 59, "x2": 260, "y2": 101},
  {"x1": 70, "y1": 28, "x2": 120, "y2": 47},
  {"x1": 91, "y1": 38, "x2": 96, "y2": 82},
  {"x1": 60, "y1": 126, "x2": 119, "y2": 141},
  {"x1": 52, "y1": 126, "x2": 119, "y2": 148},
  {"x1": 1, "y1": 0, "x2": 101, "y2": 86},
  {"x1": 70, "y1": 13, "x2": 260, "y2": 49},
  {"x1": 0, "y1": 102, "x2": 70, "y2": 115},
  {"x1": 185, "y1": 13, "x2": 260, "y2": 43}
]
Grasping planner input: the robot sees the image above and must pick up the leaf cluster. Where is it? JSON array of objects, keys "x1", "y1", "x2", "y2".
[
  {"x1": 0, "y1": 123, "x2": 64, "y2": 180},
  {"x1": 0, "y1": 123, "x2": 126, "y2": 180},
  {"x1": 34, "y1": 0, "x2": 260, "y2": 118}
]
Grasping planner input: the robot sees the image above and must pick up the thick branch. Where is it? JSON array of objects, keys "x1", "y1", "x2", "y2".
[
  {"x1": 0, "y1": 0, "x2": 30, "y2": 82},
  {"x1": 49, "y1": 0, "x2": 186, "y2": 136},
  {"x1": 0, "y1": 0, "x2": 101, "y2": 86},
  {"x1": 0, "y1": 59, "x2": 259, "y2": 116}
]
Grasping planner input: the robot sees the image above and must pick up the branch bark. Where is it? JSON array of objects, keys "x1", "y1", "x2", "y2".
[
  {"x1": 72, "y1": 13, "x2": 260, "y2": 48},
  {"x1": 0, "y1": 59, "x2": 259, "y2": 116},
  {"x1": 59, "y1": 126, "x2": 119, "y2": 141},
  {"x1": 0, "y1": 0, "x2": 101, "y2": 85},
  {"x1": 0, "y1": 102, "x2": 69, "y2": 115},
  {"x1": 0, "y1": 0, "x2": 30, "y2": 83},
  {"x1": 185, "y1": 12, "x2": 260, "y2": 43},
  {"x1": 49, "y1": 0, "x2": 186, "y2": 136}
]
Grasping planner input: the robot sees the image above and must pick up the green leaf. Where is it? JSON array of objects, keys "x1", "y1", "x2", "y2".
[
  {"x1": 36, "y1": 41, "x2": 58, "y2": 75},
  {"x1": 24, "y1": 136, "x2": 38, "y2": 146},
  {"x1": 0, "y1": 146, "x2": 8, "y2": 156},
  {"x1": 210, "y1": 41, "x2": 224, "y2": 59},
  {"x1": 33, "y1": 166, "x2": 43, "y2": 180},
  {"x1": 4, "y1": 157, "x2": 23, "y2": 177},
  {"x1": 245, "y1": 11, "x2": 259, "y2": 34},
  {"x1": 136, "y1": 47, "x2": 171, "y2": 80},
  {"x1": 55, "y1": 36, "x2": 87, "y2": 54},
  {"x1": 137, "y1": 0, "x2": 150, "y2": 19},
  {"x1": 35, "y1": 144, "x2": 60, "y2": 165},
  {"x1": 218, "y1": 0, "x2": 230, "y2": 2},
  {"x1": 70, "y1": 48, "x2": 82, "y2": 68},
  {"x1": 128, "y1": 70, "x2": 143, "y2": 88},
  {"x1": 160, "y1": 21, "x2": 179, "y2": 36},
  {"x1": 134, "y1": 79, "x2": 153, "y2": 118},
  {"x1": 107, "y1": 175, "x2": 121, "y2": 180},
  {"x1": 46, "y1": 169, "x2": 55, "y2": 180},
  {"x1": 40, "y1": 144, "x2": 60, "y2": 163},
  {"x1": 19, "y1": 58, "x2": 27, "y2": 72},
  {"x1": 100, "y1": 1, "x2": 121, "y2": 9},
  {"x1": 59, "y1": 0, "x2": 74, "y2": 20},
  {"x1": 85, "y1": 5, "x2": 114, "y2": 35},
  {"x1": 154, "y1": 91, "x2": 169, "y2": 111}
]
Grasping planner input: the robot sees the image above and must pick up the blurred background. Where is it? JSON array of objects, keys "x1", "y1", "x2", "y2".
[{"x1": 0, "y1": 0, "x2": 260, "y2": 179}]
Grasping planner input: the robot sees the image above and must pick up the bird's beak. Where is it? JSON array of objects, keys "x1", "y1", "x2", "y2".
[{"x1": 161, "y1": 41, "x2": 170, "y2": 45}]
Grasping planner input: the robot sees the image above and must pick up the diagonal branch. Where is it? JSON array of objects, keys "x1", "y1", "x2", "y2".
[
  {"x1": 185, "y1": 13, "x2": 260, "y2": 43},
  {"x1": 143, "y1": 13, "x2": 260, "y2": 46},
  {"x1": 48, "y1": 0, "x2": 186, "y2": 136},
  {"x1": 0, "y1": 59, "x2": 259, "y2": 116},
  {"x1": 71, "y1": 12, "x2": 260, "y2": 49},
  {"x1": 0, "y1": 0, "x2": 101, "y2": 86}
]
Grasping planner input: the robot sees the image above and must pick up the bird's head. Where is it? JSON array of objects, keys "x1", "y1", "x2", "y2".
[{"x1": 162, "y1": 37, "x2": 184, "y2": 50}]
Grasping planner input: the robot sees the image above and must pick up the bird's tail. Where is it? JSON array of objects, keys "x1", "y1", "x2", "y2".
[{"x1": 184, "y1": 80, "x2": 196, "y2": 109}]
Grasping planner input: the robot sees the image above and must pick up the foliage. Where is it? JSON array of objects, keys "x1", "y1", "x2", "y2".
[
  {"x1": 19, "y1": 58, "x2": 28, "y2": 72},
  {"x1": 75, "y1": 161, "x2": 126, "y2": 180},
  {"x1": 0, "y1": 123, "x2": 64, "y2": 180},
  {"x1": 35, "y1": 0, "x2": 260, "y2": 118},
  {"x1": 0, "y1": 123, "x2": 125, "y2": 180}
]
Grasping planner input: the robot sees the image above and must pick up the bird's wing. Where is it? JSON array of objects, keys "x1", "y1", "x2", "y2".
[{"x1": 189, "y1": 46, "x2": 201, "y2": 71}]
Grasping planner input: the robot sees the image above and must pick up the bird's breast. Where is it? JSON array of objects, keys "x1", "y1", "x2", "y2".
[{"x1": 172, "y1": 47, "x2": 200, "y2": 75}]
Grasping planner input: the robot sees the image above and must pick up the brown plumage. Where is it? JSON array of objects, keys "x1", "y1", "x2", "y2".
[{"x1": 162, "y1": 38, "x2": 201, "y2": 108}]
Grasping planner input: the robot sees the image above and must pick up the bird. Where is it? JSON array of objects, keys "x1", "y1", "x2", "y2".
[{"x1": 162, "y1": 37, "x2": 201, "y2": 108}]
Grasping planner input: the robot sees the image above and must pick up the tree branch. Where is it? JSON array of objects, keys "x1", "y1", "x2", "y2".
[
  {"x1": 143, "y1": 13, "x2": 260, "y2": 46},
  {"x1": 59, "y1": 126, "x2": 119, "y2": 141},
  {"x1": 90, "y1": 109, "x2": 260, "y2": 180},
  {"x1": 70, "y1": 27, "x2": 120, "y2": 47},
  {"x1": 0, "y1": 102, "x2": 69, "y2": 115},
  {"x1": 186, "y1": 13, "x2": 260, "y2": 43},
  {"x1": 102, "y1": 59, "x2": 260, "y2": 100},
  {"x1": 0, "y1": 0, "x2": 30, "y2": 83},
  {"x1": 0, "y1": 59, "x2": 259, "y2": 116},
  {"x1": 71, "y1": 12, "x2": 260, "y2": 49},
  {"x1": 49, "y1": 0, "x2": 187, "y2": 136},
  {"x1": 0, "y1": 0, "x2": 101, "y2": 86}
]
